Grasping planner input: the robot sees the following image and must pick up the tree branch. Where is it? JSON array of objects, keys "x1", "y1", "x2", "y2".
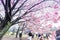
[
  {"x1": 28, "y1": 0, "x2": 45, "y2": 10},
  {"x1": 21, "y1": 0, "x2": 45, "y2": 16},
  {"x1": 7, "y1": 0, "x2": 12, "y2": 19},
  {"x1": 12, "y1": 17, "x2": 22, "y2": 25},
  {"x1": 1, "y1": 0, "x2": 7, "y2": 12},
  {"x1": 1, "y1": 0, "x2": 5, "y2": 6},
  {"x1": 12, "y1": 0, "x2": 28, "y2": 17},
  {"x1": 8, "y1": 0, "x2": 11, "y2": 11},
  {"x1": 12, "y1": 0, "x2": 45, "y2": 22},
  {"x1": 11, "y1": 0, "x2": 20, "y2": 11},
  {"x1": 1, "y1": 0, "x2": 8, "y2": 21},
  {"x1": 12, "y1": 0, "x2": 45, "y2": 25},
  {"x1": 15, "y1": 21, "x2": 25, "y2": 24}
]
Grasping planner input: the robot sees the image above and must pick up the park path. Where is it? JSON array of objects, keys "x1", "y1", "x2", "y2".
[
  {"x1": 2, "y1": 34, "x2": 19, "y2": 40},
  {"x1": 2, "y1": 34, "x2": 53, "y2": 40},
  {"x1": 2, "y1": 34, "x2": 27, "y2": 40}
]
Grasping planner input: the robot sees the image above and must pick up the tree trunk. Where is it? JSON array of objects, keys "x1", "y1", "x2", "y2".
[
  {"x1": 16, "y1": 26, "x2": 20, "y2": 38},
  {"x1": 0, "y1": 22, "x2": 12, "y2": 40}
]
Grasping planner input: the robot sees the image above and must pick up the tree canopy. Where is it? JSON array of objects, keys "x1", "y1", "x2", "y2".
[{"x1": 0, "y1": 0, "x2": 60, "y2": 39}]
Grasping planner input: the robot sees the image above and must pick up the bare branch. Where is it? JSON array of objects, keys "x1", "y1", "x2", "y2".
[
  {"x1": 12, "y1": 17, "x2": 22, "y2": 25},
  {"x1": 8, "y1": 0, "x2": 11, "y2": 11},
  {"x1": 12, "y1": 0, "x2": 45, "y2": 25},
  {"x1": 1, "y1": 0, "x2": 5, "y2": 6},
  {"x1": 28, "y1": 6, "x2": 51, "y2": 13},
  {"x1": 14, "y1": 18, "x2": 31, "y2": 24},
  {"x1": 12, "y1": 0, "x2": 28, "y2": 17},
  {"x1": 7, "y1": 0, "x2": 12, "y2": 19},
  {"x1": 15, "y1": 21, "x2": 25, "y2": 24},
  {"x1": 20, "y1": 0, "x2": 45, "y2": 17},
  {"x1": 11, "y1": 0, "x2": 20, "y2": 11},
  {"x1": 28, "y1": 0, "x2": 45, "y2": 10},
  {"x1": 1, "y1": 0, "x2": 8, "y2": 21},
  {"x1": 1, "y1": 0, "x2": 7, "y2": 12},
  {"x1": 1, "y1": 0, "x2": 8, "y2": 13}
]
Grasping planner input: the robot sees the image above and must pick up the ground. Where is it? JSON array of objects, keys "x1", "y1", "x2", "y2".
[
  {"x1": 2, "y1": 33, "x2": 29, "y2": 40},
  {"x1": 2, "y1": 34, "x2": 38, "y2": 40},
  {"x1": 2, "y1": 34, "x2": 18, "y2": 40},
  {"x1": 2, "y1": 33, "x2": 55, "y2": 40}
]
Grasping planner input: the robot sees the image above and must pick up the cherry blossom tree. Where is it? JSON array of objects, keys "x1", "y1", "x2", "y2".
[
  {"x1": 0, "y1": 0, "x2": 60, "y2": 39},
  {"x1": 23, "y1": 0, "x2": 60, "y2": 37},
  {"x1": 0, "y1": 0, "x2": 46, "y2": 39}
]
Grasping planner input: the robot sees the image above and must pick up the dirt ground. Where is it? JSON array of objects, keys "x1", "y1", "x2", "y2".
[
  {"x1": 2, "y1": 34, "x2": 50, "y2": 40},
  {"x1": 2, "y1": 34, "x2": 18, "y2": 40},
  {"x1": 2, "y1": 34, "x2": 38, "y2": 40}
]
